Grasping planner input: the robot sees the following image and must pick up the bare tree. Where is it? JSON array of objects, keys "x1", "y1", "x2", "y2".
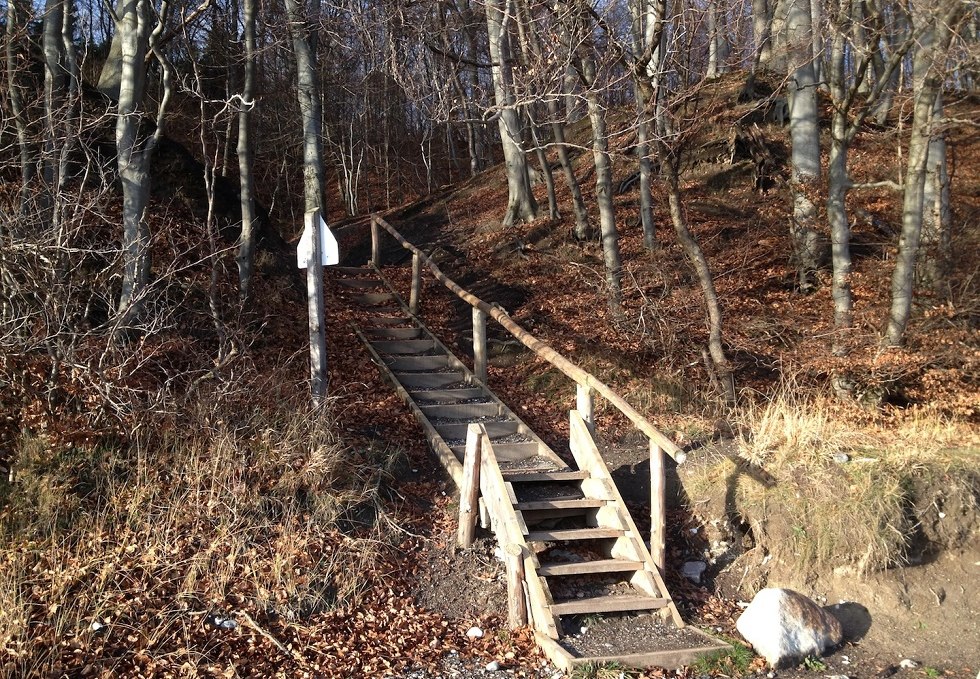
[
  {"x1": 486, "y1": 0, "x2": 538, "y2": 226},
  {"x1": 236, "y1": 0, "x2": 259, "y2": 301},
  {"x1": 5, "y1": 0, "x2": 36, "y2": 214}
]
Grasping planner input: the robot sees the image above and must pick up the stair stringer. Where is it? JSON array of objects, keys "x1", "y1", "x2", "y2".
[
  {"x1": 476, "y1": 428, "x2": 562, "y2": 640},
  {"x1": 568, "y1": 411, "x2": 685, "y2": 628}
]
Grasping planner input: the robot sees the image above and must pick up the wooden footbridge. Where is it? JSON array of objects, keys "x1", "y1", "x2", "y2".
[{"x1": 334, "y1": 215, "x2": 728, "y2": 671}]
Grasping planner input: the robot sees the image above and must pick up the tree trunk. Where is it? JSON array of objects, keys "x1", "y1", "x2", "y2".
[
  {"x1": 236, "y1": 0, "x2": 258, "y2": 302},
  {"x1": 486, "y1": 0, "x2": 537, "y2": 226},
  {"x1": 527, "y1": 109, "x2": 559, "y2": 219},
  {"x1": 919, "y1": 92, "x2": 951, "y2": 292},
  {"x1": 115, "y1": 0, "x2": 158, "y2": 322},
  {"x1": 753, "y1": 0, "x2": 772, "y2": 69},
  {"x1": 5, "y1": 0, "x2": 36, "y2": 212},
  {"x1": 785, "y1": 0, "x2": 822, "y2": 292},
  {"x1": 826, "y1": 0, "x2": 854, "y2": 352},
  {"x1": 883, "y1": 5, "x2": 961, "y2": 346},
  {"x1": 575, "y1": 19, "x2": 623, "y2": 318},
  {"x1": 659, "y1": 141, "x2": 735, "y2": 404},
  {"x1": 42, "y1": 0, "x2": 66, "y2": 199}
]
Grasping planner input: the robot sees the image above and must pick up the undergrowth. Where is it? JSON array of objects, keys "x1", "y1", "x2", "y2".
[
  {"x1": 0, "y1": 390, "x2": 396, "y2": 676},
  {"x1": 682, "y1": 380, "x2": 980, "y2": 578}
]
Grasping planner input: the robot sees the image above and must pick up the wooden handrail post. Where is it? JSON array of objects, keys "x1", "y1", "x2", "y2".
[
  {"x1": 457, "y1": 424, "x2": 483, "y2": 549},
  {"x1": 650, "y1": 439, "x2": 666, "y2": 574},
  {"x1": 576, "y1": 384, "x2": 595, "y2": 435},
  {"x1": 305, "y1": 209, "x2": 327, "y2": 400},
  {"x1": 504, "y1": 543, "x2": 527, "y2": 629},
  {"x1": 409, "y1": 251, "x2": 422, "y2": 315},
  {"x1": 370, "y1": 216, "x2": 380, "y2": 268},
  {"x1": 472, "y1": 307, "x2": 487, "y2": 383}
]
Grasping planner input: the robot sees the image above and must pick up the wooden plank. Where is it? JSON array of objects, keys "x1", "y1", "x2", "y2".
[
  {"x1": 337, "y1": 278, "x2": 383, "y2": 289},
  {"x1": 370, "y1": 217, "x2": 380, "y2": 267},
  {"x1": 394, "y1": 372, "x2": 466, "y2": 389},
  {"x1": 371, "y1": 339, "x2": 436, "y2": 354},
  {"x1": 525, "y1": 528, "x2": 624, "y2": 542},
  {"x1": 550, "y1": 595, "x2": 669, "y2": 616},
  {"x1": 536, "y1": 559, "x2": 643, "y2": 576},
  {"x1": 366, "y1": 327, "x2": 424, "y2": 340},
  {"x1": 451, "y1": 441, "x2": 540, "y2": 457},
  {"x1": 472, "y1": 307, "x2": 487, "y2": 383},
  {"x1": 650, "y1": 440, "x2": 666, "y2": 574},
  {"x1": 419, "y1": 402, "x2": 501, "y2": 419},
  {"x1": 411, "y1": 387, "x2": 488, "y2": 403},
  {"x1": 576, "y1": 384, "x2": 595, "y2": 435},
  {"x1": 363, "y1": 315, "x2": 412, "y2": 326},
  {"x1": 333, "y1": 266, "x2": 374, "y2": 276},
  {"x1": 505, "y1": 544, "x2": 527, "y2": 629},
  {"x1": 409, "y1": 251, "x2": 422, "y2": 315},
  {"x1": 385, "y1": 355, "x2": 451, "y2": 371},
  {"x1": 562, "y1": 645, "x2": 731, "y2": 670},
  {"x1": 503, "y1": 470, "x2": 589, "y2": 482},
  {"x1": 354, "y1": 292, "x2": 396, "y2": 306},
  {"x1": 457, "y1": 424, "x2": 482, "y2": 549},
  {"x1": 435, "y1": 420, "x2": 520, "y2": 442},
  {"x1": 515, "y1": 499, "x2": 605, "y2": 511}
]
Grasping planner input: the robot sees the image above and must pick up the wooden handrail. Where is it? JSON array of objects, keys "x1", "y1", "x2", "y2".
[{"x1": 370, "y1": 215, "x2": 686, "y2": 463}]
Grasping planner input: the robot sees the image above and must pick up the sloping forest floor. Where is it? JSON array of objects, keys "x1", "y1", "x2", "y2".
[{"x1": 1, "y1": 72, "x2": 978, "y2": 677}]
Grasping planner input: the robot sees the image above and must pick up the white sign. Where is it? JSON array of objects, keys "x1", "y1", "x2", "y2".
[{"x1": 297, "y1": 213, "x2": 339, "y2": 268}]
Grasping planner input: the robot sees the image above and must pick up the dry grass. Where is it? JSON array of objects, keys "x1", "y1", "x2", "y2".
[
  {"x1": 682, "y1": 380, "x2": 980, "y2": 579},
  {"x1": 0, "y1": 392, "x2": 395, "y2": 676}
]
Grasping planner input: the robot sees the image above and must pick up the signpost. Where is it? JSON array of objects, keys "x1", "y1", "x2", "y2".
[{"x1": 298, "y1": 209, "x2": 339, "y2": 400}]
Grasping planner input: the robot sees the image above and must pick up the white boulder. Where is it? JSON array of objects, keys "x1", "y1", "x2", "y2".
[{"x1": 736, "y1": 588, "x2": 843, "y2": 668}]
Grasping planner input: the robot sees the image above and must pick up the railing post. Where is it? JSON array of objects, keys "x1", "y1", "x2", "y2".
[
  {"x1": 457, "y1": 424, "x2": 482, "y2": 549},
  {"x1": 370, "y1": 216, "x2": 380, "y2": 268},
  {"x1": 305, "y1": 209, "x2": 327, "y2": 401},
  {"x1": 409, "y1": 251, "x2": 422, "y2": 315},
  {"x1": 504, "y1": 543, "x2": 527, "y2": 629},
  {"x1": 576, "y1": 384, "x2": 595, "y2": 436},
  {"x1": 472, "y1": 307, "x2": 487, "y2": 383},
  {"x1": 650, "y1": 439, "x2": 666, "y2": 574}
]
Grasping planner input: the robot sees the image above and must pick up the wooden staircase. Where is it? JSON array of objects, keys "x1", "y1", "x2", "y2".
[{"x1": 333, "y1": 264, "x2": 729, "y2": 671}]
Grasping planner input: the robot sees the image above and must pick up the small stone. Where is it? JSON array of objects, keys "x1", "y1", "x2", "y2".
[
  {"x1": 681, "y1": 561, "x2": 708, "y2": 584},
  {"x1": 579, "y1": 626, "x2": 588, "y2": 634},
  {"x1": 466, "y1": 626, "x2": 484, "y2": 639},
  {"x1": 899, "y1": 660, "x2": 917, "y2": 670},
  {"x1": 833, "y1": 452, "x2": 850, "y2": 464},
  {"x1": 504, "y1": 652, "x2": 515, "y2": 660},
  {"x1": 767, "y1": 672, "x2": 777, "y2": 678},
  {"x1": 485, "y1": 660, "x2": 501, "y2": 671},
  {"x1": 826, "y1": 675, "x2": 849, "y2": 679},
  {"x1": 89, "y1": 621, "x2": 105, "y2": 632}
]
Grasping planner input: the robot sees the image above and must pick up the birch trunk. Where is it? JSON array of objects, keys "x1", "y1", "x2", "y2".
[
  {"x1": 486, "y1": 0, "x2": 537, "y2": 226},
  {"x1": 236, "y1": 0, "x2": 258, "y2": 301},
  {"x1": 5, "y1": 0, "x2": 35, "y2": 212},
  {"x1": 883, "y1": 4, "x2": 962, "y2": 346},
  {"x1": 785, "y1": 0, "x2": 822, "y2": 292},
  {"x1": 919, "y1": 92, "x2": 951, "y2": 292},
  {"x1": 753, "y1": 0, "x2": 772, "y2": 69}
]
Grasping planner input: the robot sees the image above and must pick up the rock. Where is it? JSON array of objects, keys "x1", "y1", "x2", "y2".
[
  {"x1": 485, "y1": 660, "x2": 501, "y2": 671},
  {"x1": 735, "y1": 588, "x2": 843, "y2": 668},
  {"x1": 466, "y1": 626, "x2": 484, "y2": 639},
  {"x1": 899, "y1": 659, "x2": 917, "y2": 670},
  {"x1": 681, "y1": 561, "x2": 708, "y2": 583}
]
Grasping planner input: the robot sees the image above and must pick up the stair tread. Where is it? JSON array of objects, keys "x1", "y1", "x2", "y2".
[
  {"x1": 551, "y1": 594, "x2": 669, "y2": 615},
  {"x1": 515, "y1": 499, "x2": 605, "y2": 511},
  {"x1": 338, "y1": 279, "x2": 384, "y2": 288},
  {"x1": 525, "y1": 528, "x2": 625, "y2": 542},
  {"x1": 502, "y1": 470, "x2": 590, "y2": 482},
  {"x1": 537, "y1": 559, "x2": 644, "y2": 576}
]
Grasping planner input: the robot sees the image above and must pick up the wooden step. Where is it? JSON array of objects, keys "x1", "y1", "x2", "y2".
[
  {"x1": 419, "y1": 402, "x2": 500, "y2": 419},
  {"x1": 453, "y1": 442, "x2": 541, "y2": 461},
  {"x1": 525, "y1": 528, "x2": 624, "y2": 542},
  {"x1": 333, "y1": 266, "x2": 374, "y2": 276},
  {"x1": 385, "y1": 355, "x2": 450, "y2": 371},
  {"x1": 338, "y1": 278, "x2": 383, "y2": 289},
  {"x1": 536, "y1": 559, "x2": 644, "y2": 577},
  {"x1": 395, "y1": 372, "x2": 466, "y2": 389},
  {"x1": 410, "y1": 387, "x2": 488, "y2": 403},
  {"x1": 436, "y1": 420, "x2": 520, "y2": 442},
  {"x1": 550, "y1": 595, "x2": 669, "y2": 616},
  {"x1": 515, "y1": 499, "x2": 605, "y2": 511},
  {"x1": 372, "y1": 339, "x2": 436, "y2": 355},
  {"x1": 354, "y1": 293, "x2": 397, "y2": 306},
  {"x1": 364, "y1": 315, "x2": 412, "y2": 326},
  {"x1": 366, "y1": 327, "x2": 424, "y2": 340},
  {"x1": 502, "y1": 470, "x2": 590, "y2": 482}
]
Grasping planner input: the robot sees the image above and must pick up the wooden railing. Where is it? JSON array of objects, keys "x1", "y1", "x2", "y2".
[{"x1": 368, "y1": 214, "x2": 684, "y2": 570}]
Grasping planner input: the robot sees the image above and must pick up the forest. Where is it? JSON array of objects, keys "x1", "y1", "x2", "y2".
[{"x1": 1, "y1": 0, "x2": 978, "y2": 675}]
